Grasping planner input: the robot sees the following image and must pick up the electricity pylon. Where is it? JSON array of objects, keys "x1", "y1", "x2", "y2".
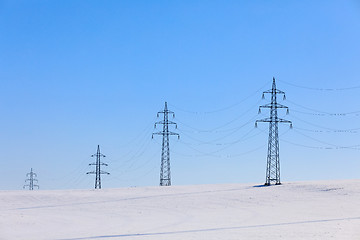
[
  {"x1": 23, "y1": 168, "x2": 39, "y2": 190},
  {"x1": 152, "y1": 102, "x2": 179, "y2": 186},
  {"x1": 87, "y1": 145, "x2": 110, "y2": 189},
  {"x1": 256, "y1": 77, "x2": 292, "y2": 186}
]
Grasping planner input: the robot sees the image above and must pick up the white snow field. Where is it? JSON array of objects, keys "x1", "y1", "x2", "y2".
[{"x1": 1, "y1": 180, "x2": 359, "y2": 240}]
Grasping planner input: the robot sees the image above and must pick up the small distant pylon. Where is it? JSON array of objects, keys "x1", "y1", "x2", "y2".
[
  {"x1": 23, "y1": 168, "x2": 39, "y2": 190},
  {"x1": 152, "y1": 102, "x2": 179, "y2": 186},
  {"x1": 256, "y1": 77, "x2": 292, "y2": 186},
  {"x1": 86, "y1": 145, "x2": 110, "y2": 189}
]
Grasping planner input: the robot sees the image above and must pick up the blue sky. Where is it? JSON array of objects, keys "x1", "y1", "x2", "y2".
[{"x1": 0, "y1": 1, "x2": 360, "y2": 190}]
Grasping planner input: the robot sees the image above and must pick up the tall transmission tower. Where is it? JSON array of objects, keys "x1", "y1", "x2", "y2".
[
  {"x1": 256, "y1": 77, "x2": 292, "y2": 186},
  {"x1": 23, "y1": 168, "x2": 39, "y2": 190},
  {"x1": 86, "y1": 145, "x2": 110, "y2": 189},
  {"x1": 152, "y1": 102, "x2": 179, "y2": 186}
]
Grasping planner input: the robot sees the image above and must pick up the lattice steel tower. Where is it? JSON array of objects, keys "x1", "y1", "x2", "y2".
[
  {"x1": 23, "y1": 168, "x2": 39, "y2": 190},
  {"x1": 256, "y1": 77, "x2": 292, "y2": 185},
  {"x1": 87, "y1": 145, "x2": 110, "y2": 189},
  {"x1": 152, "y1": 102, "x2": 179, "y2": 186}
]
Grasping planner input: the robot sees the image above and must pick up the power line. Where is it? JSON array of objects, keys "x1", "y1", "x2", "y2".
[
  {"x1": 281, "y1": 136, "x2": 360, "y2": 151},
  {"x1": 291, "y1": 129, "x2": 360, "y2": 150},
  {"x1": 109, "y1": 128, "x2": 154, "y2": 172},
  {"x1": 291, "y1": 114, "x2": 360, "y2": 132},
  {"x1": 293, "y1": 126, "x2": 359, "y2": 134},
  {"x1": 168, "y1": 81, "x2": 270, "y2": 114},
  {"x1": 174, "y1": 99, "x2": 262, "y2": 134},
  {"x1": 277, "y1": 79, "x2": 360, "y2": 91},
  {"x1": 287, "y1": 99, "x2": 360, "y2": 116},
  {"x1": 176, "y1": 115, "x2": 258, "y2": 145}
]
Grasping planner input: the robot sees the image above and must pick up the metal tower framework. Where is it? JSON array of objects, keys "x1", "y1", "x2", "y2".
[
  {"x1": 23, "y1": 168, "x2": 39, "y2": 190},
  {"x1": 152, "y1": 102, "x2": 179, "y2": 186},
  {"x1": 256, "y1": 77, "x2": 292, "y2": 185},
  {"x1": 87, "y1": 145, "x2": 109, "y2": 189}
]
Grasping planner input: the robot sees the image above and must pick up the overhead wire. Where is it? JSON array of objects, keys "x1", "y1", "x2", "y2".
[
  {"x1": 277, "y1": 79, "x2": 360, "y2": 91},
  {"x1": 287, "y1": 99, "x2": 360, "y2": 116},
  {"x1": 176, "y1": 115, "x2": 259, "y2": 145},
  {"x1": 293, "y1": 126, "x2": 359, "y2": 134},
  {"x1": 175, "y1": 99, "x2": 262, "y2": 134},
  {"x1": 281, "y1": 128, "x2": 360, "y2": 150},
  {"x1": 281, "y1": 138, "x2": 360, "y2": 150},
  {"x1": 168, "y1": 80, "x2": 270, "y2": 115},
  {"x1": 212, "y1": 127, "x2": 292, "y2": 158},
  {"x1": 290, "y1": 114, "x2": 360, "y2": 132},
  {"x1": 176, "y1": 123, "x2": 292, "y2": 158},
  {"x1": 110, "y1": 119, "x2": 156, "y2": 163}
]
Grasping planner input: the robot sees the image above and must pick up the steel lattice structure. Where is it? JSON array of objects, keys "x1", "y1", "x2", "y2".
[
  {"x1": 87, "y1": 145, "x2": 109, "y2": 189},
  {"x1": 23, "y1": 168, "x2": 39, "y2": 190},
  {"x1": 256, "y1": 77, "x2": 292, "y2": 185},
  {"x1": 152, "y1": 102, "x2": 179, "y2": 186}
]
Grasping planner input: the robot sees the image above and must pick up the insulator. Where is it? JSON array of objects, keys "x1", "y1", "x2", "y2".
[
  {"x1": 178, "y1": 135, "x2": 180, "y2": 140},
  {"x1": 290, "y1": 123, "x2": 293, "y2": 129},
  {"x1": 258, "y1": 108, "x2": 261, "y2": 114},
  {"x1": 154, "y1": 124, "x2": 156, "y2": 128},
  {"x1": 283, "y1": 95, "x2": 286, "y2": 100},
  {"x1": 152, "y1": 135, "x2": 154, "y2": 139},
  {"x1": 286, "y1": 108, "x2": 289, "y2": 115},
  {"x1": 262, "y1": 93, "x2": 265, "y2": 99},
  {"x1": 176, "y1": 124, "x2": 178, "y2": 129},
  {"x1": 157, "y1": 113, "x2": 159, "y2": 118},
  {"x1": 255, "y1": 122, "x2": 258, "y2": 128},
  {"x1": 173, "y1": 114, "x2": 175, "y2": 118}
]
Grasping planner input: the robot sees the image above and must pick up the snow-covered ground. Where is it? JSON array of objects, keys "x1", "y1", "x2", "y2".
[{"x1": 0, "y1": 180, "x2": 359, "y2": 240}]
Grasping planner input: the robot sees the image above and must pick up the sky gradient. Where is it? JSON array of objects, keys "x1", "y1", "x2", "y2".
[{"x1": 0, "y1": 0, "x2": 360, "y2": 190}]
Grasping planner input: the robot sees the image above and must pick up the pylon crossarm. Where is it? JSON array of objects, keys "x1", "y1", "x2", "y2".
[
  {"x1": 158, "y1": 109, "x2": 174, "y2": 114},
  {"x1": 154, "y1": 121, "x2": 164, "y2": 127},
  {"x1": 152, "y1": 132, "x2": 164, "y2": 136},
  {"x1": 275, "y1": 104, "x2": 289, "y2": 109},
  {"x1": 263, "y1": 89, "x2": 285, "y2": 95},
  {"x1": 256, "y1": 118, "x2": 272, "y2": 123},
  {"x1": 100, "y1": 171, "x2": 110, "y2": 175},
  {"x1": 155, "y1": 120, "x2": 177, "y2": 125},
  {"x1": 168, "y1": 132, "x2": 180, "y2": 136},
  {"x1": 259, "y1": 103, "x2": 288, "y2": 109},
  {"x1": 277, "y1": 118, "x2": 292, "y2": 124}
]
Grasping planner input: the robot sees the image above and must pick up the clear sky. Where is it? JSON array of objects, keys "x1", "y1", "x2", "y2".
[{"x1": 0, "y1": 0, "x2": 360, "y2": 190}]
